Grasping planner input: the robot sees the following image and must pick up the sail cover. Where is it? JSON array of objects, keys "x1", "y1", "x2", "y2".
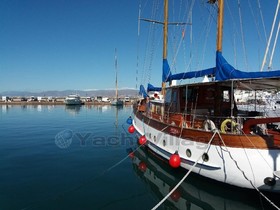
[
  {"x1": 169, "y1": 67, "x2": 215, "y2": 81},
  {"x1": 147, "y1": 83, "x2": 162, "y2": 92},
  {"x1": 215, "y1": 52, "x2": 280, "y2": 80},
  {"x1": 168, "y1": 51, "x2": 280, "y2": 82},
  {"x1": 139, "y1": 84, "x2": 148, "y2": 98},
  {"x1": 162, "y1": 59, "x2": 172, "y2": 82}
]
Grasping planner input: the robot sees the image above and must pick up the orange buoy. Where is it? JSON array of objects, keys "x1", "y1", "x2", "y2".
[
  {"x1": 138, "y1": 135, "x2": 147, "y2": 145},
  {"x1": 128, "y1": 125, "x2": 135, "y2": 133},
  {"x1": 169, "y1": 152, "x2": 181, "y2": 168}
]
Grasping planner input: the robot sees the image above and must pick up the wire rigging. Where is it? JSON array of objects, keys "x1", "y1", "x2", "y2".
[
  {"x1": 237, "y1": 0, "x2": 249, "y2": 70},
  {"x1": 260, "y1": 1, "x2": 280, "y2": 71}
]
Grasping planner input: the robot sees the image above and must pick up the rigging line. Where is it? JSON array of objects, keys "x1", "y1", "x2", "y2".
[
  {"x1": 151, "y1": 130, "x2": 217, "y2": 210},
  {"x1": 146, "y1": 0, "x2": 160, "y2": 84},
  {"x1": 169, "y1": 0, "x2": 188, "y2": 74},
  {"x1": 268, "y1": 20, "x2": 280, "y2": 69},
  {"x1": 173, "y1": 0, "x2": 195, "y2": 78},
  {"x1": 257, "y1": 0, "x2": 268, "y2": 45},
  {"x1": 216, "y1": 131, "x2": 280, "y2": 210},
  {"x1": 247, "y1": 0, "x2": 263, "y2": 70},
  {"x1": 237, "y1": 128, "x2": 275, "y2": 171},
  {"x1": 200, "y1": 6, "x2": 215, "y2": 70},
  {"x1": 136, "y1": 1, "x2": 142, "y2": 90},
  {"x1": 170, "y1": 0, "x2": 195, "y2": 83},
  {"x1": 260, "y1": 0, "x2": 280, "y2": 72},
  {"x1": 247, "y1": 0, "x2": 262, "y2": 42},
  {"x1": 193, "y1": 1, "x2": 216, "y2": 71},
  {"x1": 237, "y1": 0, "x2": 249, "y2": 71},
  {"x1": 225, "y1": 0, "x2": 239, "y2": 68},
  {"x1": 140, "y1": 0, "x2": 156, "y2": 85}
]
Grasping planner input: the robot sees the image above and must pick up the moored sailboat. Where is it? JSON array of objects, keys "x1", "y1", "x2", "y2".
[
  {"x1": 132, "y1": 0, "x2": 280, "y2": 193},
  {"x1": 111, "y1": 48, "x2": 124, "y2": 106}
]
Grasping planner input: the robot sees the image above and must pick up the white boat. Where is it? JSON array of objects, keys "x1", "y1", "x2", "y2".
[
  {"x1": 64, "y1": 94, "x2": 83, "y2": 105},
  {"x1": 111, "y1": 99, "x2": 124, "y2": 106},
  {"x1": 132, "y1": 0, "x2": 280, "y2": 193}
]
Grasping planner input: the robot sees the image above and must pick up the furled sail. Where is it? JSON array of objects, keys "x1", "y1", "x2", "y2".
[
  {"x1": 147, "y1": 83, "x2": 162, "y2": 92},
  {"x1": 168, "y1": 52, "x2": 280, "y2": 82}
]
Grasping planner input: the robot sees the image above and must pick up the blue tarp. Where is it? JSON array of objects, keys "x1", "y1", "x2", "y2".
[
  {"x1": 215, "y1": 51, "x2": 280, "y2": 80},
  {"x1": 162, "y1": 59, "x2": 172, "y2": 82},
  {"x1": 169, "y1": 67, "x2": 215, "y2": 81},
  {"x1": 168, "y1": 51, "x2": 280, "y2": 82},
  {"x1": 139, "y1": 84, "x2": 149, "y2": 98},
  {"x1": 147, "y1": 83, "x2": 162, "y2": 92}
]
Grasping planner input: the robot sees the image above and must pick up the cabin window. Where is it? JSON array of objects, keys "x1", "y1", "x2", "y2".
[
  {"x1": 187, "y1": 88, "x2": 193, "y2": 101},
  {"x1": 156, "y1": 105, "x2": 161, "y2": 114},
  {"x1": 223, "y1": 90, "x2": 230, "y2": 102},
  {"x1": 165, "y1": 88, "x2": 179, "y2": 113},
  {"x1": 165, "y1": 89, "x2": 172, "y2": 103}
]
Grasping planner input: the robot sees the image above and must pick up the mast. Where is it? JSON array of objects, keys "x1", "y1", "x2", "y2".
[
  {"x1": 115, "y1": 48, "x2": 118, "y2": 99},
  {"x1": 162, "y1": 0, "x2": 168, "y2": 95},
  {"x1": 217, "y1": 0, "x2": 224, "y2": 52}
]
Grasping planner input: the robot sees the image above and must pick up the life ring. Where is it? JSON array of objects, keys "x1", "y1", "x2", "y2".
[
  {"x1": 203, "y1": 119, "x2": 216, "y2": 131},
  {"x1": 221, "y1": 119, "x2": 237, "y2": 133}
]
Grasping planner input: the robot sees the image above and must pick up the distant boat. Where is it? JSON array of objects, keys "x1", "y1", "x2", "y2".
[
  {"x1": 111, "y1": 48, "x2": 124, "y2": 106},
  {"x1": 111, "y1": 99, "x2": 124, "y2": 106},
  {"x1": 64, "y1": 94, "x2": 83, "y2": 105}
]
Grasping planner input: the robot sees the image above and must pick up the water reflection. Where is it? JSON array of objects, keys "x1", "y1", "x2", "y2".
[
  {"x1": 129, "y1": 146, "x2": 280, "y2": 210},
  {"x1": 65, "y1": 105, "x2": 82, "y2": 115}
]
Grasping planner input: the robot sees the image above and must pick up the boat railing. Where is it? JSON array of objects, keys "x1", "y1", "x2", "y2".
[{"x1": 135, "y1": 101, "x2": 280, "y2": 136}]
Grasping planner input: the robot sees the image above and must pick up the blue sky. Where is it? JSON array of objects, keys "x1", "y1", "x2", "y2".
[
  {"x1": 0, "y1": 0, "x2": 279, "y2": 92},
  {"x1": 0, "y1": 0, "x2": 138, "y2": 92}
]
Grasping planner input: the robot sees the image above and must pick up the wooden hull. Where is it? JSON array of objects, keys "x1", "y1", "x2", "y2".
[{"x1": 133, "y1": 109, "x2": 280, "y2": 192}]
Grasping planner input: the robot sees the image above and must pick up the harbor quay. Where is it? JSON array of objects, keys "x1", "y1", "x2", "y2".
[{"x1": 0, "y1": 96, "x2": 135, "y2": 105}]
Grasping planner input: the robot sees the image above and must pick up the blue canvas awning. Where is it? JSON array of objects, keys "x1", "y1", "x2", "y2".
[
  {"x1": 139, "y1": 84, "x2": 148, "y2": 98},
  {"x1": 167, "y1": 51, "x2": 280, "y2": 82},
  {"x1": 147, "y1": 83, "x2": 162, "y2": 92},
  {"x1": 215, "y1": 52, "x2": 280, "y2": 81}
]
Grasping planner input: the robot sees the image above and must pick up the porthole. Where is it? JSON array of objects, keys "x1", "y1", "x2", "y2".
[
  {"x1": 202, "y1": 153, "x2": 209, "y2": 162},
  {"x1": 149, "y1": 133, "x2": 151, "y2": 139},
  {"x1": 153, "y1": 136, "x2": 156, "y2": 142},
  {"x1": 186, "y1": 149, "x2": 191, "y2": 157},
  {"x1": 163, "y1": 140, "x2": 166, "y2": 146}
]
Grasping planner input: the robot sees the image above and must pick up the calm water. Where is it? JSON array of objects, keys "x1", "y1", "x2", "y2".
[{"x1": 0, "y1": 105, "x2": 279, "y2": 210}]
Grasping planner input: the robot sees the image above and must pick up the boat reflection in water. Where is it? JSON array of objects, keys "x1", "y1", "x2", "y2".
[
  {"x1": 65, "y1": 105, "x2": 81, "y2": 115},
  {"x1": 129, "y1": 146, "x2": 280, "y2": 210}
]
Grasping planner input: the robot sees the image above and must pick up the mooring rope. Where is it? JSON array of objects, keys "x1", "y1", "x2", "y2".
[
  {"x1": 151, "y1": 130, "x2": 218, "y2": 210},
  {"x1": 216, "y1": 131, "x2": 280, "y2": 210}
]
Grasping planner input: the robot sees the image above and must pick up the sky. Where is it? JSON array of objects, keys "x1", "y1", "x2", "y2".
[{"x1": 0, "y1": 0, "x2": 279, "y2": 92}]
